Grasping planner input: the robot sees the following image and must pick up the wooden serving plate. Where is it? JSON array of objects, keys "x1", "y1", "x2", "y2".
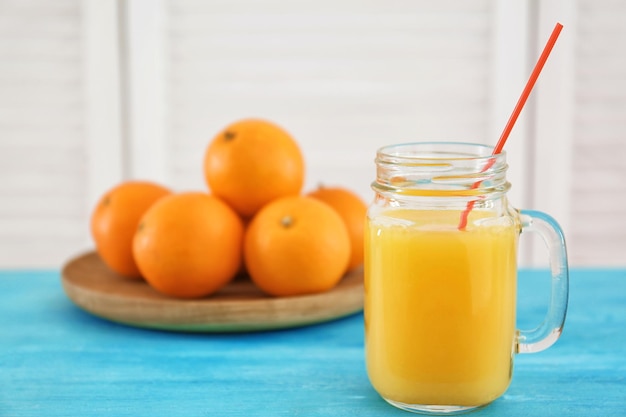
[{"x1": 61, "y1": 251, "x2": 364, "y2": 332}]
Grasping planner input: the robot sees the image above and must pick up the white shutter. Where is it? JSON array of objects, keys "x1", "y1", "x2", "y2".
[
  {"x1": 2, "y1": 0, "x2": 625, "y2": 268},
  {"x1": 163, "y1": 0, "x2": 496, "y2": 201},
  {"x1": 0, "y1": 0, "x2": 88, "y2": 267},
  {"x1": 567, "y1": 0, "x2": 626, "y2": 266},
  {"x1": 0, "y1": 0, "x2": 123, "y2": 268}
]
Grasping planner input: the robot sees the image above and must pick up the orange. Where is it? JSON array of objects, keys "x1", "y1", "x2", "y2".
[
  {"x1": 132, "y1": 192, "x2": 244, "y2": 299},
  {"x1": 90, "y1": 180, "x2": 171, "y2": 278},
  {"x1": 307, "y1": 185, "x2": 367, "y2": 271},
  {"x1": 244, "y1": 196, "x2": 350, "y2": 297},
  {"x1": 203, "y1": 118, "x2": 305, "y2": 219}
]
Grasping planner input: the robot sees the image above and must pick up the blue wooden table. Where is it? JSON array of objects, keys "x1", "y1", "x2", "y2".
[{"x1": 1, "y1": 268, "x2": 624, "y2": 416}]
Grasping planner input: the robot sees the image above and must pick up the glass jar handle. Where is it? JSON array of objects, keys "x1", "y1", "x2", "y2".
[{"x1": 516, "y1": 210, "x2": 569, "y2": 354}]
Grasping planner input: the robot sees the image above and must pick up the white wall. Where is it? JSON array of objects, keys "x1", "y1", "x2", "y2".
[{"x1": 1, "y1": 0, "x2": 625, "y2": 268}]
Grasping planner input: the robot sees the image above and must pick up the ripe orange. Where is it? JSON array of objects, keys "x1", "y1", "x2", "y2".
[
  {"x1": 307, "y1": 185, "x2": 368, "y2": 271},
  {"x1": 244, "y1": 196, "x2": 350, "y2": 297},
  {"x1": 133, "y1": 192, "x2": 244, "y2": 299},
  {"x1": 203, "y1": 118, "x2": 305, "y2": 219},
  {"x1": 90, "y1": 180, "x2": 171, "y2": 278}
]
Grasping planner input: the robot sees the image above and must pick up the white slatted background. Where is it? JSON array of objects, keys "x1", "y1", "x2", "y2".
[
  {"x1": 569, "y1": 0, "x2": 626, "y2": 266},
  {"x1": 0, "y1": 0, "x2": 624, "y2": 268},
  {"x1": 165, "y1": 0, "x2": 495, "y2": 201},
  {"x1": 0, "y1": 0, "x2": 88, "y2": 268}
]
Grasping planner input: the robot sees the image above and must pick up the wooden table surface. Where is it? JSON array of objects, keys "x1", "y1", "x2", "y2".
[{"x1": 1, "y1": 268, "x2": 624, "y2": 416}]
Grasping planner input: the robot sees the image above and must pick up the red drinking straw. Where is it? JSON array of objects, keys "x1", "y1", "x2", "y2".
[{"x1": 458, "y1": 22, "x2": 564, "y2": 230}]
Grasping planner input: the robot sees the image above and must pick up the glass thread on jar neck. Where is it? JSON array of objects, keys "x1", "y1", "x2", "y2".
[{"x1": 372, "y1": 142, "x2": 511, "y2": 204}]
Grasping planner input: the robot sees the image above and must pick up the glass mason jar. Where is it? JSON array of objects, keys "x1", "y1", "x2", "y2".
[{"x1": 364, "y1": 142, "x2": 569, "y2": 415}]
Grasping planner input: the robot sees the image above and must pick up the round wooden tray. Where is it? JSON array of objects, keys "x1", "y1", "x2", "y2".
[{"x1": 61, "y1": 251, "x2": 364, "y2": 332}]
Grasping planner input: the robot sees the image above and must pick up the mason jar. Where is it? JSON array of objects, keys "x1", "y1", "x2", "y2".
[{"x1": 364, "y1": 142, "x2": 569, "y2": 414}]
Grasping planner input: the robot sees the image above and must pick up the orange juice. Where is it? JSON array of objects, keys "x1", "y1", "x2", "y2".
[{"x1": 365, "y1": 209, "x2": 518, "y2": 407}]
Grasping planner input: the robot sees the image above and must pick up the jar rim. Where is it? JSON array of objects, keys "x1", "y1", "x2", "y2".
[
  {"x1": 373, "y1": 141, "x2": 510, "y2": 200},
  {"x1": 376, "y1": 142, "x2": 506, "y2": 164}
]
